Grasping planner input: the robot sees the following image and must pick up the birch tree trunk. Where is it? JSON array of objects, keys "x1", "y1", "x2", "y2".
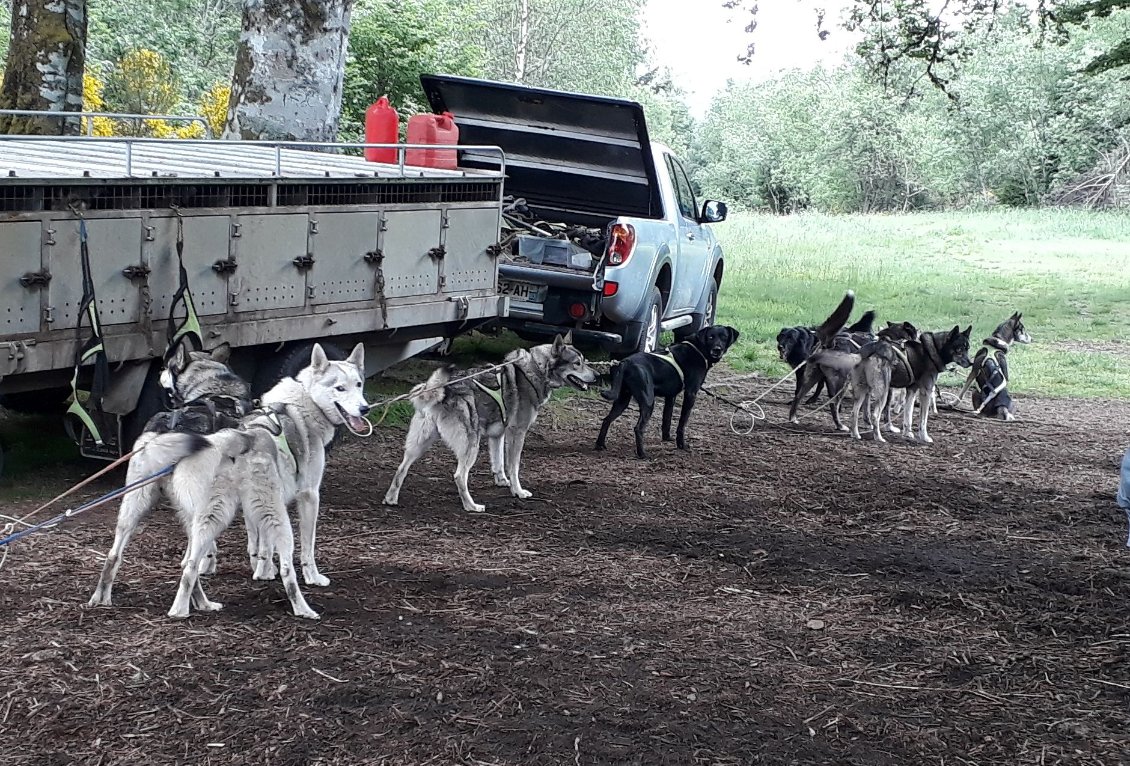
[
  {"x1": 0, "y1": 0, "x2": 87, "y2": 135},
  {"x1": 223, "y1": 0, "x2": 353, "y2": 141},
  {"x1": 514, "y1": 0, "x2": 530, "y2": 83}
]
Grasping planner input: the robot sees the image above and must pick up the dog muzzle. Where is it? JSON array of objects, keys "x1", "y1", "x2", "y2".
[{"x1": 335, "y1": 402, "x2": 373, "y2": 437}]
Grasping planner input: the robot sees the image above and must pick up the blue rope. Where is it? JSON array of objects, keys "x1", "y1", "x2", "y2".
[{"x1": 0, "y1": 464, "x2": 175, "y2": 548}]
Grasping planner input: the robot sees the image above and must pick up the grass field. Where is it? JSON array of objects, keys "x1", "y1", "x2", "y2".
[{"x1": 713, "y1": 209, "x2": 1130, "y2": 398}]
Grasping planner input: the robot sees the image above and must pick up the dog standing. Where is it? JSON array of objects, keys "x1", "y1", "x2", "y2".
[
  {"x1": 89, "y1": 343, "x2": 372, "y2": 619},
  {"x1": 383, "y1": 333, "x2": 597, "y2": 513},
  {"x1": 595, "y1": 325, "x2": 740, "y2": 459},
  {"x1": 777, "y1": 309, "x2": 875, "y2": 405},
  {"x1": 957, "y1": 312, "x2": 1031, "y2": 420},
  {"x1": 817, "y1": 325, "x2": 972, "y2": 443}
]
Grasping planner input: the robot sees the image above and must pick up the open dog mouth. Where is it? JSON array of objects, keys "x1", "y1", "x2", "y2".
[
  {"x1": 566, "y1": 373, "x2": 591, "y2": 391},
  {"x1": 335, "y1": 402, "x2": 373, "y2": 437}
]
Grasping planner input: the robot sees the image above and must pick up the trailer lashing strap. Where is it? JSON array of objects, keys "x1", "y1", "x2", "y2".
[
  {"x1": 64, "y1": 219, "x2": 112, "y2": 446},
  {"x1": 164, "y1": 212, "x2": 203, "y2": 361}
]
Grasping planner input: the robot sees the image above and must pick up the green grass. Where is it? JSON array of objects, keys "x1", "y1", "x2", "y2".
[{"x1": 713, "y1": 209, "x2": 1130, "y2": 398}]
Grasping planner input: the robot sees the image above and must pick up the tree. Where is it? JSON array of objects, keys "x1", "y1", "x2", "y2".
[
  {"x1": 0, "y1": 0, "x2": 87, "y2": 135},
  {"x1": 223, "y1": 0, "x2": 353, "y2": 141},
  {"x1": 339, "y1": 0, "x2": 485, "y2": 138},
  {"x1": 725, "y1": 1, "x2": 1130, "y2": 97},
  {"x1": 474, "y1": 0, "x2": 645, "y2": 96}
]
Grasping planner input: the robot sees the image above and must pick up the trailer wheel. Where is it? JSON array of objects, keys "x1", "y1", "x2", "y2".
[
  {"x1": 252, "y1": 341, "x2": 347, "y2": 398},
  {"x1": 121, "y1": 362, "x2": 169, "y2": 451}
]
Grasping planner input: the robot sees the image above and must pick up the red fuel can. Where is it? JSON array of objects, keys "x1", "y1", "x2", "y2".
[
  {"x1": 405, "y1": 111, "x2": 459, "y2": 170},
  {"x1": 364, "y1": 96, "x2": 399, "y2": 163}
]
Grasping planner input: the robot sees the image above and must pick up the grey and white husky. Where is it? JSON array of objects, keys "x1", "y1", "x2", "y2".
[
  {"x1": 88, "y1": 343, "x2": 371, "y2": 620},
  {"x1": 383, "y1": 333, "x2": 597, "y2": 512}
]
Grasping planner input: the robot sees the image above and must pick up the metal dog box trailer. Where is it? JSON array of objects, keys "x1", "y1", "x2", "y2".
[{"x1": 0, "y1": 136, "x2": 508, "y2": 462}]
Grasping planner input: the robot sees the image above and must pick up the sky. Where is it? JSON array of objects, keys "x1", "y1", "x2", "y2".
[{"x1": 641, "y1": 0, "x2": 858, "y2": 116}]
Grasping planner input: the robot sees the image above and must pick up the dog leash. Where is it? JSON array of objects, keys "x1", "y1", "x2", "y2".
[
  {"x1": 366, "y1": 359, "x2": 520, "y2": 428},
  {"x1": 0, "y1": 463, "x2": 175, "y2": 555}
]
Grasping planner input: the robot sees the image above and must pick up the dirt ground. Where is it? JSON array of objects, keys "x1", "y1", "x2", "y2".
[{"x1": 0, "y1": 381, "x2": 1128, "y2": 766}]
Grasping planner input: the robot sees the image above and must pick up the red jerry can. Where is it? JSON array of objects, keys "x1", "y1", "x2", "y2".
[
  {"x1": 405, "y1": 111, "x2": 459, "y2": 170},
  {"x1": 364, "y1": 96, "x2": 399, "y2": 163}
]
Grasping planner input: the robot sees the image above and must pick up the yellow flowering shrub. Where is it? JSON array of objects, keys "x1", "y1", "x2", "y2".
[
  {"x1": 81, "y1": 73, "x2": 115, "y2": 136},
  {"x1": 198, "y1": 83, "x2": 230, "y2": 137}
]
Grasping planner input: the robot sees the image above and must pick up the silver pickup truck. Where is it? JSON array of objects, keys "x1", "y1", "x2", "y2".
[{"x1": 420, "y1": 75, "x2": 727, "y2": 355}]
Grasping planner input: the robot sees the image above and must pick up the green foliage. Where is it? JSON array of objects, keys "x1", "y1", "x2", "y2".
[
  {"x1": 714, "y1": 209, "x2": 1130, "y2": 398},
  {"x1": 695, "y1": 8, "x2": 1130, "y2": 213},
  {"x1": 339, "y1": 0, "x2": 487, "y2": 140}
]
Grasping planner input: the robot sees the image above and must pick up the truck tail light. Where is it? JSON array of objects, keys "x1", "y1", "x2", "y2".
[
  {"x1": 606, "y1": 223, "x2": 636, "y2": 267},
  {"x1": 568, "y1": 302, "x2": 587, "y2": 319},
  {"x1": 602, "y1": 281, "x2": 619, "y2": 297}
]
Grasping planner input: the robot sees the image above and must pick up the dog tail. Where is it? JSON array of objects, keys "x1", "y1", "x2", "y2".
[
  {"x1": 814, "y1": 291, "x2": 855, "y2": 346},
  {"x1": 810, "y1": 349, "x2": 861, "y2": 372},
  {"x1": 600, "y1": 362, "x2": 624, "y2": 402},
  {"x1": 132, "y1": 431, "x2": 211, "y2": 473},
  {"x1": 846, "y1": 309, "x2": 876, "y2": 335},
  {"x1": 410, "y1": 366, "x2": 453, "y2": 410}
]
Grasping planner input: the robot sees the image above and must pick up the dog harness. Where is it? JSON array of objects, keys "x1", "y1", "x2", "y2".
[
  {"x1": 260, "y1": 409, "x2": 297, "y2": 469},
  {"x1": 473, "y1": 373, "x2": 508, "y2": 423},
  {"x1": 647, "y1": 350, "x2": 685, "y2": 385}
]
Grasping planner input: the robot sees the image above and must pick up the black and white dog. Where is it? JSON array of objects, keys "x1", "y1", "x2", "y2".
[{"x1": 956, "y1": 312, "x2": 1031, "y2": 420}]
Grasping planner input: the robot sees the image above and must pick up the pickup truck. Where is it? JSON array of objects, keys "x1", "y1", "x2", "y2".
[{"x1": 420, "y1": 75, "x2": 727, "y2": 355}]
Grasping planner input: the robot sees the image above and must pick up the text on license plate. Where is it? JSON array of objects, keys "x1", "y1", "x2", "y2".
[{"x1": 498, "y1": 279, "x2": 547, "y2": 302}]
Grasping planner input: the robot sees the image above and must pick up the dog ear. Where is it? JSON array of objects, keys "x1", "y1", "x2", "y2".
[
  {"x1": 346, "y1": 342, "x2": 365, "y2": 372},
  {"x1": 727, "y1": 326, "x2": 740, "y2": 346},
  {"x1": 562, "y1": 330, "x2": 574, "y2": 346},
  {"x1": 170, "y1": 342, "x2": 190, "y2": 371},
  {"x1": 962, "y1": 325, "x2": 972, "y2": 337},
  {"x1": 552, "y1": 333, "x2": 567, "y2": 351},
  {"x1": 310, "y1": 343, "x2": 329, "y2": 373},
  {"x1": 208, "y1": 342, "x2": 232, "y2": 364}
]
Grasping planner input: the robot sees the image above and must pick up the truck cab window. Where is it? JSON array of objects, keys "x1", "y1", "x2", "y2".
[{"x1": 666, "y1": 156, "x2": 698, "y2": 222}]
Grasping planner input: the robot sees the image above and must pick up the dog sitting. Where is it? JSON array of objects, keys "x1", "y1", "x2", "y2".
[
  {"x1": 957, "y1": 312, "x2": 1030, "y2": 420},
  {"x1": 595, "y1": 325, "x2": 740, "y2": 459},
  {"x1": 89, "y1": 343, "x2": 372, "y2": 619},
  {"x1": 383, "y1": 332, "x2": 598, "y2": 513}
]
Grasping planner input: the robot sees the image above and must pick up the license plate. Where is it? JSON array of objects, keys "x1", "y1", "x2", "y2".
[{"x1": 498, "y1": 279, "x2": 546, "y2": 302}]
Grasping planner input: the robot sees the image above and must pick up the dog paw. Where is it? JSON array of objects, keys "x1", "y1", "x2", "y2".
[
  {"x1": 253, "y1": 563, "x2": 278, "y2": 581},
  {"x1": 382, "y1": 492, "x2": 399, "y2": 506},
  {"x1": 304, "y1": 572, "x2": 331, "y2": 588},
  {"x1": 887, "y1": 425, "x2": 902, "y2": 434},
  {"x1": 512, "y1": 488, "x2": 533, "y2": 500},
  {"x1": 197, "y1": 599, "x2": 224, "y2": 612},
  {"x1": 918, "y1": 435, "x2": 934, "y2": 445},
  {"x1": 167, "y1": 606, "x2": 190, "y2": 619},
  {"x1": 198, "y1": 559, "x2": 217, "y2": 576},
  {"x1": 87, "y1": 594, "x2": 109, "y2": 608},
  {"x1": 788, "y1": 416, "x2": 799, "y2": 425},
  {"x1": 594, "y1": 443, "x2": 606, "y2": 451},
  {"x1": 465, "y1": 502, "x2": 486, "y2": 513},
  {"x1": 836, "y1": 425, "x2": 849, "y2": 432},
  {"x1": 294, "y1": 607, "x2": 321, "y2": 620},
  {"x1": 493, "y1": 474, "x2": 511, "y2": 487}
]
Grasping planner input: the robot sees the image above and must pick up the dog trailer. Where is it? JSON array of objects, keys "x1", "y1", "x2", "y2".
[{"x1": 0, "y1": 135, "x2": 508, "y2": 462}]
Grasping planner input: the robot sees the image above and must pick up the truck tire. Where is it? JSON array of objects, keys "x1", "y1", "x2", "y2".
[
  {"x1": 676, "y1": 277, "x2": 718, "y2": 341},
  {"x1": 252, "y1": 341, "x2": 347, "y2": 398},
  {"x1": 636, "y1": 287, "x2": 663, "y2": 354}
]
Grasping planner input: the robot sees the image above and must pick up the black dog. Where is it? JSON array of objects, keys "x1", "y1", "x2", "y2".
[
  {"x1": 595, "y1": 325, "x2": 740, "y2": 459},
  {"x1": 778, "y1": 309, "x2": 876, "y2": 405}
]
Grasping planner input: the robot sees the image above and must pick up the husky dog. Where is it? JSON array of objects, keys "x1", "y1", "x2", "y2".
[
  {"x1": 816, "y1": 326, "x2": 973, "y2": 444},
  {"x1": 845, "y1": 322, "x2": 921, "y2": 442},
  {"x1": 956, "y1": 312, "x2": 1031, "y2": 420},
  {"x1": 148, "y1": 342, "x2": 252, "y2": 436},
  {"x1": 383, "y1": 333, "x2": 597, "y2": 513},
  {"x1": 596, "y1": 325, "x2": 740, "y2": 459},
  {"x1": 88, "y1": 343, "x2": 371, "y2": 619},
  {"x1": 777, "y1": 310, "x2": 876, "y2": 405},
  {"x1": 785, "y1": 292, "x2": 862, "y2": 429}
]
